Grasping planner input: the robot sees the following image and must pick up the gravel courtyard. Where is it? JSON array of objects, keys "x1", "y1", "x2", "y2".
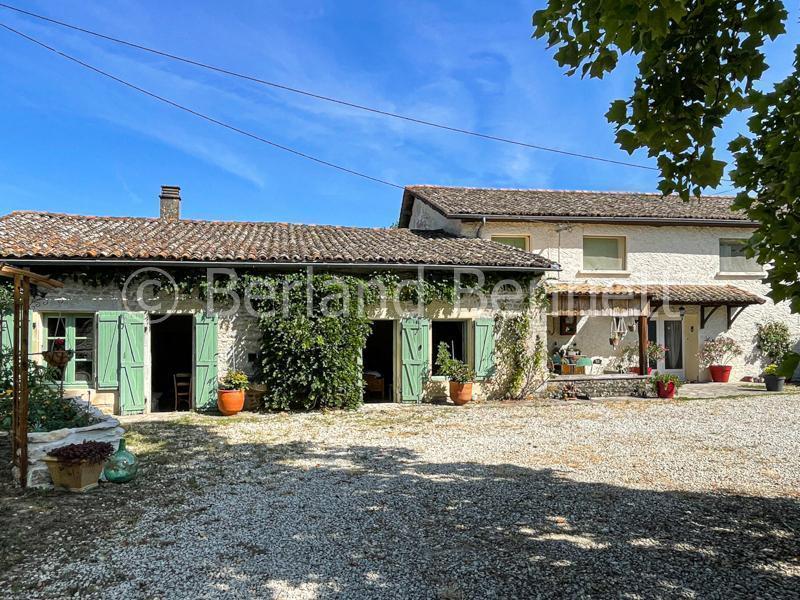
[{"x1": 1, "y1": 394, "x2": 799, "y2": 599}]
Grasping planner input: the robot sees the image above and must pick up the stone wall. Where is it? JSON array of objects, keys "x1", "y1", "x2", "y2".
[{"x1": 543, "y1": 375, "x2": 654, "y2": 399}]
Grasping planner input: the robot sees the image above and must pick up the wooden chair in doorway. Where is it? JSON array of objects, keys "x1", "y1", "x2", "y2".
[{"x1": 173, "y1": 373, "x2": 193, "y2": 411}]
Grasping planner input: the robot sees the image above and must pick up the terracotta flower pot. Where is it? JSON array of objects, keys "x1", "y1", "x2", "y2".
[
  {"x1": 708, "y1": 365, "x2": 732, "y2": 383},
  {"x1": 217, "y1": 389, "x2": 245, "y2": 415},
  {"x1": 449, "y1": 381, "x2": 473, "y2": 406},
  {"x1": 656, "y1": 381, "x2": 676, "y2": 399},
  {"x1": 43, "y1": 456, "x2": 105, "y2": 493},
  {"x1": 628, "y1": 367, "x2": 653, "y2": 375}
]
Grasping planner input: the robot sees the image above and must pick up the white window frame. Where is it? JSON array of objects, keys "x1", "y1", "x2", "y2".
[
  {"x1": 718, "y1": 238, "x2": 762, "y2": 275},
  {"x1": 490, "y1": 234, "x2": 531, "y2": 252},
  {"x1": 582, "y1": 236, "x2": 627, "y2": 273}
]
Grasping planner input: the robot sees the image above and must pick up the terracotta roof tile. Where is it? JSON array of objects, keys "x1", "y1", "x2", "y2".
[
  {"x1": 0, "y1": 211, "x2": 556, "y2": 270},
  {"x1": 402, "y1": 186, "x2": 755, "y2": 224},
  {"x1": 546, "y1": 283, "x2": 765, "y2": 305}
]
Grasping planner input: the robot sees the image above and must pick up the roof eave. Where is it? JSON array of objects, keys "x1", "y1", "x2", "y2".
[
  {"x1": 2, "y1": 257, "x2": 560, "y2": 273},
  {"x1": 450, "y1": 214, "x2": 759, "y2": 227}
]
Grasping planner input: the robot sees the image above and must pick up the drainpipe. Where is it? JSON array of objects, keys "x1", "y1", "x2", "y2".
[{"x1": 476, "y1": 217, "x2": 487, "y2": 239}]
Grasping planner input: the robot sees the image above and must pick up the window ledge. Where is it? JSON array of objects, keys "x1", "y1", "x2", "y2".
[
  {"x1": 715, "y1": 272, "x2": 766, "y2": 280},
  {"x1": 576, "y1": 270, "x2": 631, "y2": 278}
]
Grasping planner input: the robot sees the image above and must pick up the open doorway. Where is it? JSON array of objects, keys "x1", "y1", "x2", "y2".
[
  {"x1": 363, "y1": 320, "x2": 394, "y2": 402},
  {"x1": 151, "y1": 315, "x2": 193, "y2": 411}
]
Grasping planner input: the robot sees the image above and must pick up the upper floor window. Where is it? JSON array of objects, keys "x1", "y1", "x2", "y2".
[
  {"x1": 491, "y1": 235, "x2": 529, "y2": 251},
  {"x1": 583, "y1": 236, "x2": 626, "y2": 271},
  {"x1": 43, "y1": 314, "x2": 95, "y2": 385},
  {"x1": 719, "y1": 239, "x2": 761, "y2": 273}
]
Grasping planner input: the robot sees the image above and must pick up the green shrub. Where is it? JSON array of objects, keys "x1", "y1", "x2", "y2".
[
  {"x1": 651, "y1": 373, "x2": 683, "y2": 391},
  {"x1": 435, "y1": 342, "x2": 476, "y2": 384},
  {"x1": 756, "y1": 321, "x2": 794, "y2": 363},
  {"x1": 0, "y1": 360, "x2": 95, "y2": 432},
  {"x1": 763, "y1": 363, "x2": 780, "y2": 376},
  {"x1": 220, "y1": 370, "x2": 249, "y2": 391}
]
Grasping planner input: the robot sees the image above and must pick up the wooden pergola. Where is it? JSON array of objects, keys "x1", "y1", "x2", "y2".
[{"x1": 1, "y1": 264, "x2": 63, "y2": 488}]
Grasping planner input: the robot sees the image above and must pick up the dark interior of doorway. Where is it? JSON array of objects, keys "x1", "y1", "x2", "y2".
[
  {"x1": 363, "y1": 320, "x2": 394, "y2": 402},
  {"x1": 432, "y1": 320, "x2": 466, "y2": 376},
  {"x1": 151, "y1": 315, "x2": 193, "y2": 411}
]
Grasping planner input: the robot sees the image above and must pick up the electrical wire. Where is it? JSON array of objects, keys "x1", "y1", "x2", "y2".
[
  {"x1": 0, "y1": 2, "x2": 660, "y2": 172},
  {"x1": 0, "y1": 22, "x2": 404, "y2": 189}
]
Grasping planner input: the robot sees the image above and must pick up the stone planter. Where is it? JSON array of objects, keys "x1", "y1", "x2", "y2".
[{"x1": 13, "y1": 398, "x2": 125, "y2": 489}]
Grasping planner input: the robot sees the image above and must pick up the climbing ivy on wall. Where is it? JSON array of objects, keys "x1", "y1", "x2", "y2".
[
  {"x1": 27, "y1": 267, "x2": 548, "y2": 410},
  {"x1": 494, "y1": 314, "x2": 547, "y2": 399}
]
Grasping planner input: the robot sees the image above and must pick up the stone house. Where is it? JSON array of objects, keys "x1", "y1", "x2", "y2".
[
  {"x1": 0, "y1": 186, "x2": 555, "y2": 415},
  {"x1": 399, "y1": 186, "x2": 800, "y2": 383}
]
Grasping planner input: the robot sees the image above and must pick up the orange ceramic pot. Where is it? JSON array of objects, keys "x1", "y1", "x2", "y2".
[
  {"x1": 449, "y1": 381, "x2": 473, "y2": 406},
  {"x1": 217, "y1": 389, "x2": 245, "y2": 415}
]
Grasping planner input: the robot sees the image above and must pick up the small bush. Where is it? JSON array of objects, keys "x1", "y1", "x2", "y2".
[
  {"x1": 651, "y1": 373, "x2": 683, "y2": 391},
  {"x1": 220, "y1": 370, "x2": 249, "y2": 391},
  {"x1": 47, "y1": 441, "x2": 114, "y2": 464},
  {"x1": 697, "y1": 336, "x2": 743, "y2": 366},
  {"x1": 763, "y1": 363, "x2": 780, "y2": 376},
  {"x1": 435, "y1": 342, "x2": 476, "y2": 384},
  {"x1": 756, "y1": 321, "x2": 793, "y2": 363}
]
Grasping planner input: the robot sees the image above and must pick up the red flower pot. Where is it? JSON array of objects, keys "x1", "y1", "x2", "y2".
[
  {"x1": 708, "y1": 365, "x2": 732, "y2": 383},
  {"x1": 628, "y1": 367, "x2": 653, "y2": 375},
  {"x1": 656, "y1": 381, "x2": 676, "y2": 399},
  {"x1": 449, "y1": 382, "x2": 473, "y2": 406},
  {"x1": 217, "y1": 389, "x2": 245, "y2": 415}
]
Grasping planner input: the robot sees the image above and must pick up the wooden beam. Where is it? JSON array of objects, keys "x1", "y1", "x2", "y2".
[
  {"x1": 10, "y1": 275, "x2": 22, "y2": 487},
  {"x1": 638, "y1": 315, "x2": 648, "y2": 375},
  {"x1": 700, "y1": 305, "x2": 720, "y2": 329},
  {"x1": 727, "y1": 305, "x2": 745, "y2": 329},
  {"x1": 18, "y1": 277, "x2": 29, "y2": 488},
  {"x1": 0, "y1": 264, "x2": 63, "y2": 288}
]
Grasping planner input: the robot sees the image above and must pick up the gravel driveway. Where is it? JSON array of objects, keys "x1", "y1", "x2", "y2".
[{"x1": 1, "y1": 394, "x2": 799, "y2": 599}]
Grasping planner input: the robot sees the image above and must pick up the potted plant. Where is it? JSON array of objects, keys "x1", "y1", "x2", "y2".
[
  {"x1": 651, "y1": 373, "x2": 683, "y2": 399},
  {"x1": 43, "y1": 440, "x2": 114, "y2": 492},
  {"x1": 697, "y1": 336, "x2": 743, "y2": 382},
  {"x1": 623, "y1": 343, "x2": 664, "y2": 374},
  {"x1": 435, "y1": 342, "x2": 476, "y2": 406},
  {"x1": 763, "y1": 364, "x2": 786, "y2": 392},
  {"x1": 217, "y1": 370, "x2": 249, "y2": 415}
]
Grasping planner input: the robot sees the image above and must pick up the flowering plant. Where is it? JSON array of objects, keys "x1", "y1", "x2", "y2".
[
  {"x1": 697, "y1": 336, "x2": 743, "y2": 367},
  {"x1": 646, "y1": 342, "x2": 667, "y2": 362}
]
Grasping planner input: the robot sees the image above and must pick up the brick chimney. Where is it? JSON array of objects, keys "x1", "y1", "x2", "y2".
[{"x1": 159, "y1": 185, "x2": 181, "y2": 220}]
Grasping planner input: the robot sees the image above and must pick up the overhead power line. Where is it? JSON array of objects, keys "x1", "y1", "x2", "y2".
[
  {"x1": 0, "y1": 23, "x2": 403, "y2": 189},
  {"x1": 0, "y1": 1, "x2": 660, "y2": 172}
]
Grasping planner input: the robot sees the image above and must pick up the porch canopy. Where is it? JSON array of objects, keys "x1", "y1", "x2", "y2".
[{"x1": 546, "y1": 282, "x2": 765, "y2": 373}]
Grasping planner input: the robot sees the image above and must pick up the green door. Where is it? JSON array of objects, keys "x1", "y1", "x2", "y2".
[
  {"x1": 119, "y1": 312, "x2": 146, "y2": 415},
  {"x1": 194, "y1": 313, "x2": 218, "y2": 411},
  {"x1": 474, "y1": 318, "x2": 496, "y2": 380},
  {"x1": 401, "y1": 317, "x2": 429, "y2": 403}
]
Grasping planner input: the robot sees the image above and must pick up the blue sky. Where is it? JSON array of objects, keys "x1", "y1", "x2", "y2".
[{"x1": 0, "y1": 1, "x2": 797, "y2": 226}]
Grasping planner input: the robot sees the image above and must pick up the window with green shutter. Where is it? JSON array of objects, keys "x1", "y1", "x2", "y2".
[
  {"x1": 491, "y1": 235, "x2": 530, "y2": 251},
  {"x1": 42, "y1": 314, "x2": 95, "y2": 386}
]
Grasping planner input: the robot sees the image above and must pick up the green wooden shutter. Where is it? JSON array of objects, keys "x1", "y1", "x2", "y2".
[
  {"x1": 194, "y1": 313, "x2": 218, "y2": 411},
  {"x1": 474, "y1": 318, "x2": 495, "y2": 380},
  {"x1": 119, "y1": 312, "x2": 146, "y2": 415},
  {"x1": 0, "y1": 310, "x2": 14, "y2": 364},
  {"x1": 96, "y1": 311, "x2": 123, "y2": 389},
  {"x1": 401, "y1": 317, "x2": 429, "y2": 403}
]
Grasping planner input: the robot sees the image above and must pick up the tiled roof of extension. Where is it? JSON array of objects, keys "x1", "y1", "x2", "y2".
[
  {"x1": 401, "y1": 186, "x2": 756, "y2": 226},
  {"x1": 0, "y1": 211, "x2": 556, "y2": 270},
  {"x1": 547, "y1": 283, "x2": 765, "y2": 306}
]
